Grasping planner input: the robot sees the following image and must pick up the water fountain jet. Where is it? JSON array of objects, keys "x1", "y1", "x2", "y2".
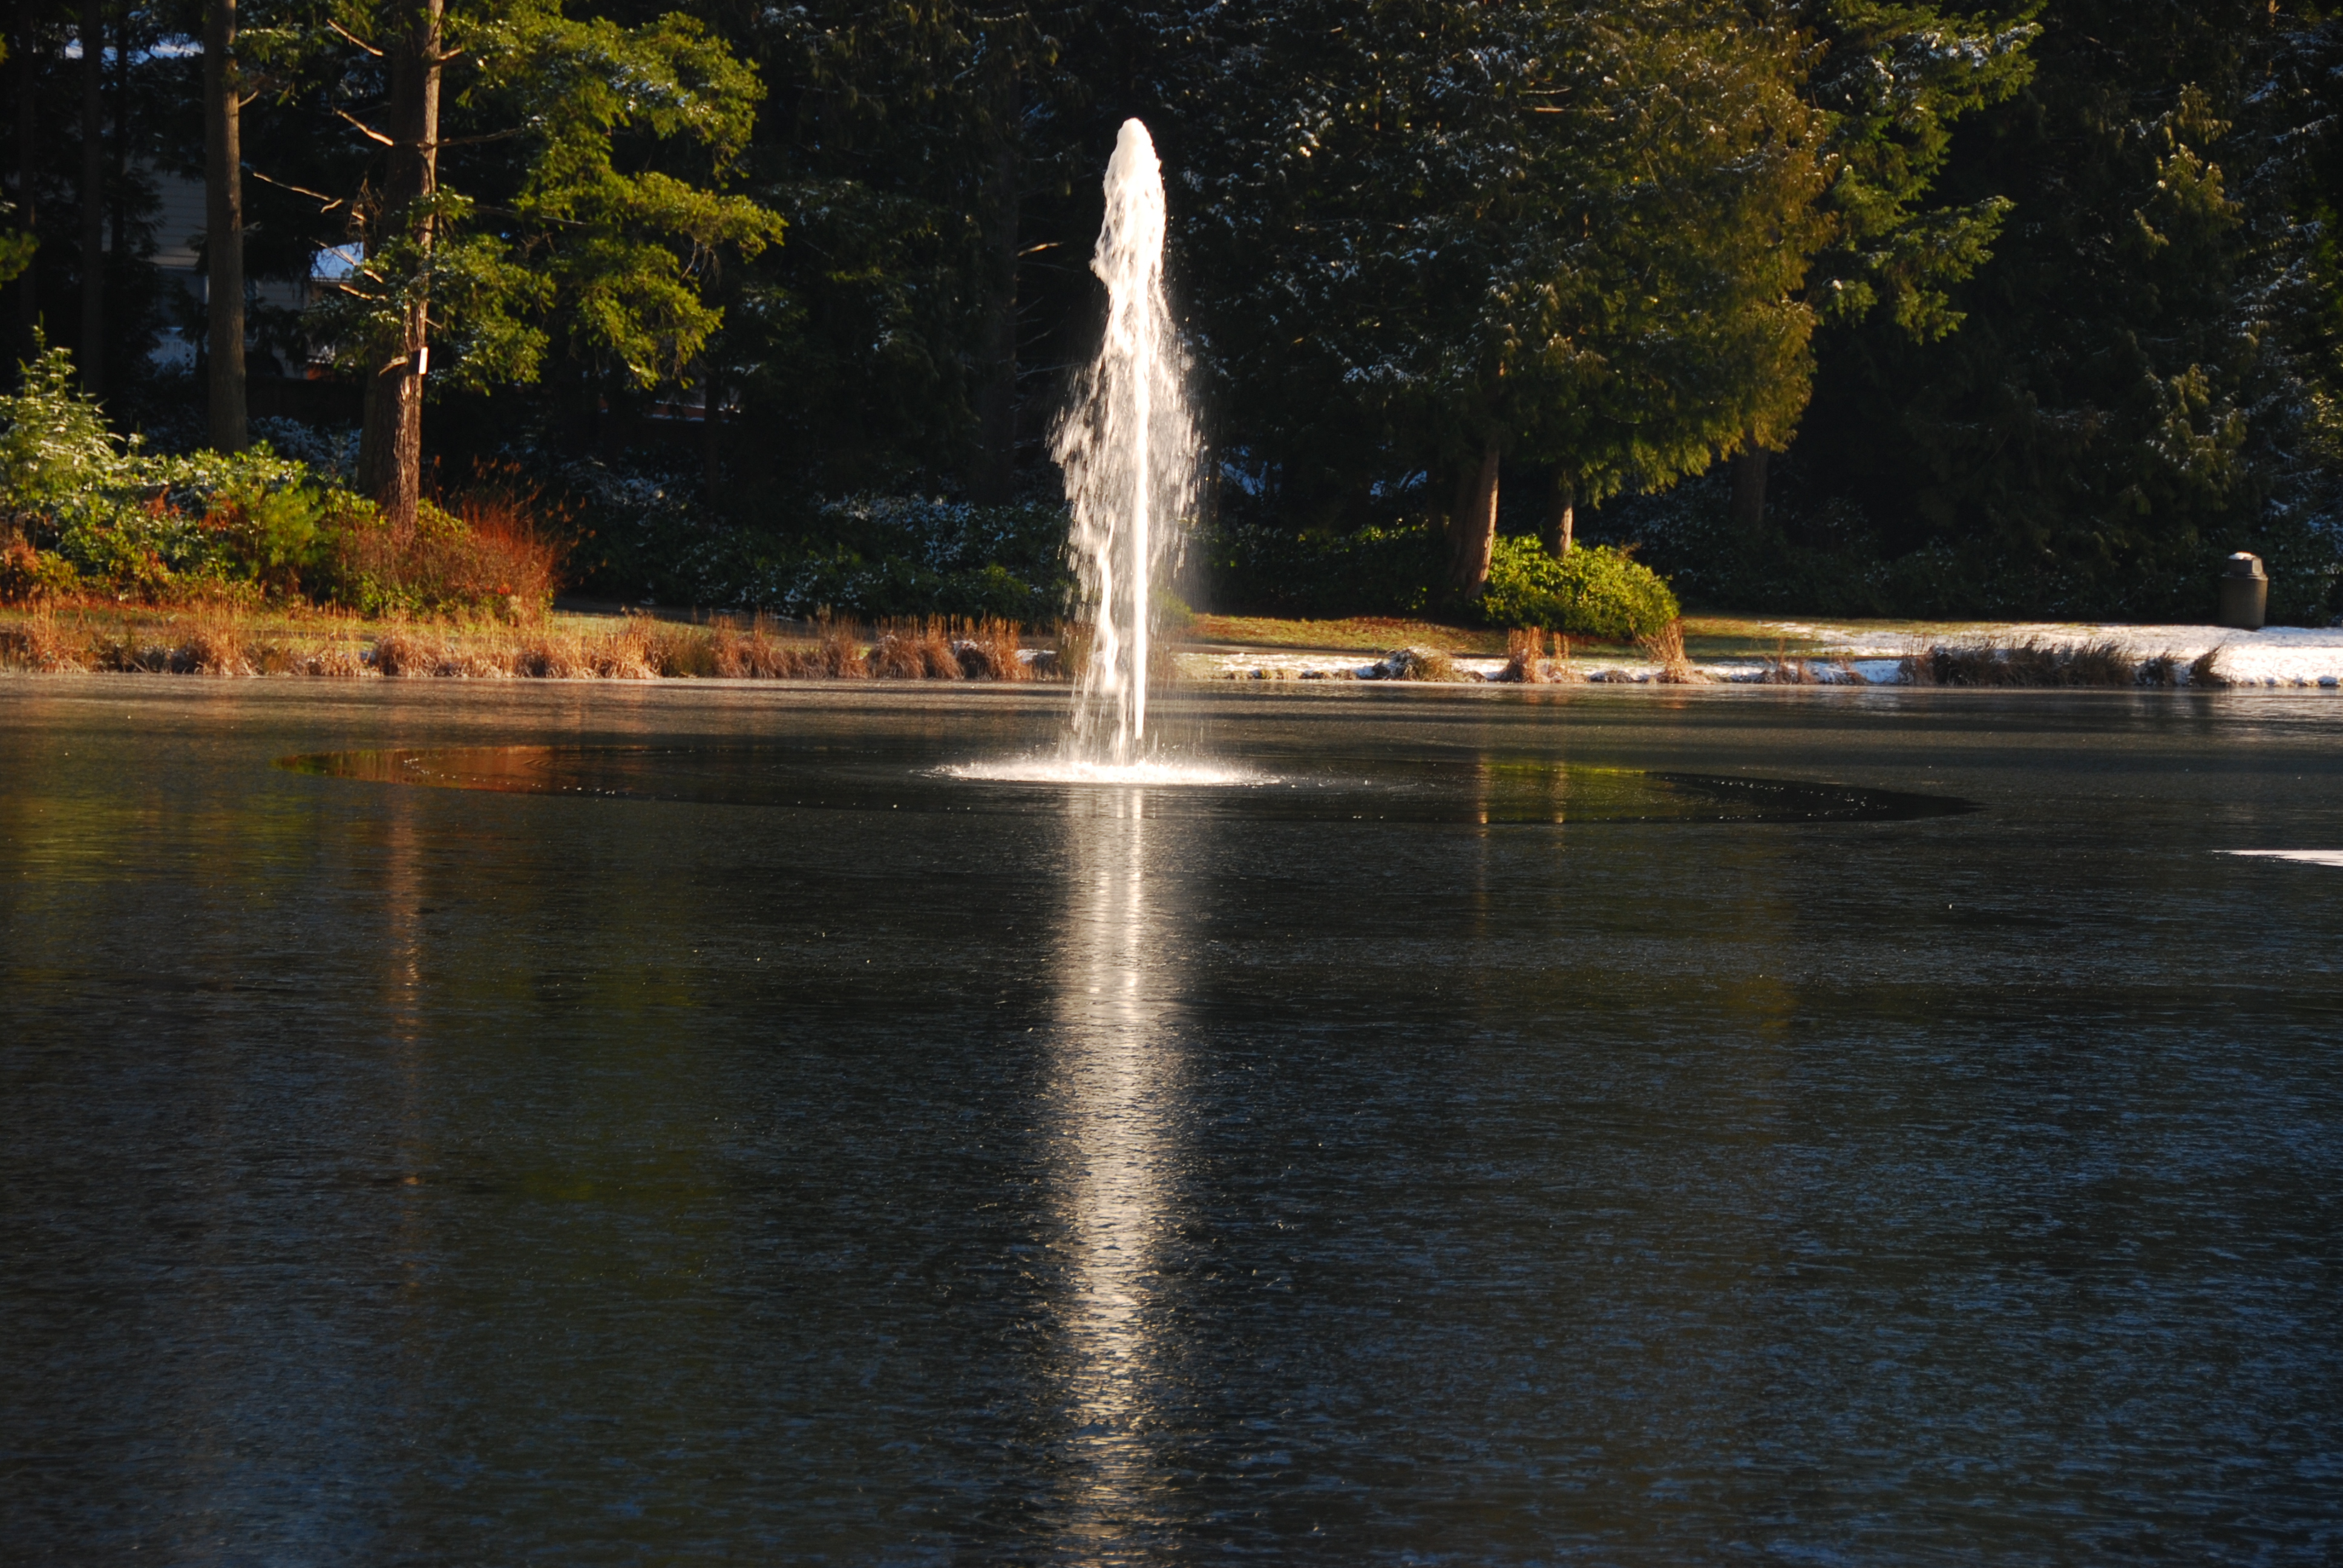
[{"x1": 1053, "y1": 119, "x2": 1199, "y2": 769}]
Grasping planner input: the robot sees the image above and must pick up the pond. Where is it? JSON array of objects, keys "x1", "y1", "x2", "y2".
[{"x1": 4, "y1": 681, "x2": 2339, "y2": 1563}]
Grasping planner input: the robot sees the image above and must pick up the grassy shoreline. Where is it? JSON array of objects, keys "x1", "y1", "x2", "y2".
[
  {"x1": 0, "y1": 602, "x2": 1052, "y2": 681},
  {"x1": 4, "y1": 602, "x2": 2332, "y2": 689}
]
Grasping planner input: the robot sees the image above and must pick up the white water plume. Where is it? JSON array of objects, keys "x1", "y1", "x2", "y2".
[{"x1": 1054, "y1": 119, "x2": 1199, "y2": 766}]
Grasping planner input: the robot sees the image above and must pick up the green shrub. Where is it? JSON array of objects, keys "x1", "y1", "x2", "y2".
[
  {"x1": 0, "y1": 536, "x2": 79, "y2": 599},
  {"x1": 0, "y1": 336, "x2": 123, "y2": 523},
  {"x1": 318, "y1": 497, "x2": 560, "y2": 617},
  {"x1": 215, "y1": 481, "x2": 329, "y2": 595},
  {"x1": 1198, "y1": 521, "x2": 1444, "y2": 616},
  {"x1": 1477, "y1": 537, "x2": 1680, "y2": 641},
  {"x1": 3, "y1": 341, "x2": 359, "y2": 601},
  {"x1": 41, "y1": 446, "x2": 336, "y2": 601}
]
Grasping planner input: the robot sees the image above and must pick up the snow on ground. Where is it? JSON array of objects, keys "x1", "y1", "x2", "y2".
[
  {"x1": 1774, "y1": 621, "x2": 2343, "y2": 688},
  {"x1": 1181, "y1": 622, "x2": 2343, "y2": 688}
]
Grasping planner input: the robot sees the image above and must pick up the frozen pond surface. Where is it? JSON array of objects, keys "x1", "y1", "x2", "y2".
[{"x1": 4, "y1": 681, "x2": 2341, "y2": 1564}]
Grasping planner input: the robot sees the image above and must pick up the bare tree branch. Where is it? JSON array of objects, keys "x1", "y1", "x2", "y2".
[
  {"x1": 336, "y1": 106, "x2": 395, "y2": 146},
  {"x1": 246, "y1": 165, "x2": 347, "y2": 211},
  {"x1": 327, "y1": 19, "x2": 383, "y2": 57}
]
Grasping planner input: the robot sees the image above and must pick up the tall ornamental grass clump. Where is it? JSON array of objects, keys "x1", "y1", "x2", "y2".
[{"x1": 1476, "y1": 537, "x2": 1680, "y2": 642}]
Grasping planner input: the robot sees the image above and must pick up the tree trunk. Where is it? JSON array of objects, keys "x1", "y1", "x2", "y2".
[
  {"x1": 968, "y1": 73, "x2": 1019, "y2": 503},
  {"x1": 701, "y1": 355, "x2": 721, "y2": 503},
  {"x1": 112, "y1": 0, "x2": 129, "y2": 261},
  {"x1": 1446, "y1": 437, "x2": 1501, "y2": 599},
  {"x1": 1730, "y1": 443, "x2": 1770, "y2": 536},
  {"x1": 1543, "y1": 471, "x2": 1575, "y2": 558},
  {"x1": 14, "y1": 22, "x2": 38, "y2": 344},
  {"x1": 356, "y1": 0, "x2": 444, "y2": 532},
  {"x1": 79, "y1": 0, "x2": 103, "y2": 396},
  {"x1": 202, "y1": 0, "x2": 246, "y2": 450}
]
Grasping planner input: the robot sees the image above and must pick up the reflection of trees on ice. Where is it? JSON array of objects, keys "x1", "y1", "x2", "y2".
[{"x1": 1049, "y1": 787, "x2": 1181, "y2": 1549}]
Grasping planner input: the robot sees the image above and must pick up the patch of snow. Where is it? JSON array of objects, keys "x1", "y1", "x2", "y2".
[
  {"x1": 2224, "y1": 850, "x2": 2343, "y2": 866},
  {"x1": 1177, "y1": 624, "x2": 2343, "y2": 690}
]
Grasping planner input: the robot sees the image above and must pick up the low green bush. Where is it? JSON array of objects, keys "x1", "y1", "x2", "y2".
[
  {"x1": 0, "y1": 335, "x2": 119, "y2": 520},
  {"x1": 563, "y1": 477, "x2": 1078, "y2": 617},
  {"x1": 315, "y1": 498, "x2": 521, "y2": 616},
  {"x1": 4, "y1": 341, "x2": 344, "y2": 600},
  {"x1": 1198, "y1": 521, "x2": 1444, "y2": 617},
  {"x1": 1476, "y1": 536, "x2": 1680, "y2": 641},
  {"x1": 3, "y1": 341, "x2": 555, "y2": 614}
]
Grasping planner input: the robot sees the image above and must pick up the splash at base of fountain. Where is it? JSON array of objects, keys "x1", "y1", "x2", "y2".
[{"x1": 939, "y1": 757, "x2": 1267, "y2": 787}]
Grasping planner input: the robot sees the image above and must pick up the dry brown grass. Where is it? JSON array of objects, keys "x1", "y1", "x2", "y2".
[
  {"x1": 1754, "y1": 637, "x2": 1821, "y2": 684},
  {"x1": 0, "y1": 603, "x2": 1075, "y2": 684},
  {"x1": 1055, "y1": 622, "x2": 1093, "y2": 684},
  {"x1": 642, "y1": 619, "x2": 716, "y2": 679},
  {"x1": 952, "y1": 617, "x2": 1031, "y2": 681},
  {"x1": 513, "y1": 629, "x2": 588, "y2": 679},
  {"x1": 1637, "y1": 620, "x2": 1707, "y2": 684},
  {"x1": 369, "y1": 626, "x2": 433, "y2": 677},
  {"x1": 0, "y1": 604, "x2": 89, "y2": 671},
  {"x1": 871, "y1": 618, "x2": 962, "y2": 679},
  {"x1": 1903, "y1": 639, "x2": 2154, "y2": 688},
  {"x1": 585, "y1": 618, "x2": 656, "y2": 680},
  {"x1": 1494, "y1": 628, "x2": 1582, "y2": 684},
  {"x1": 1, "y1": 603, "x2": 380, "y2": 676},
  {"x1": 814, "y1": 614, "x2": 871, "y2": 678},
  {"x1": 176, "y1": 605, "x2": 250, "y2": 675},
  {"x1": 709, "y1": 613, "x2": 814, "y2": 678},
  {"x1": 1371, "y1": 646, "x2": 1469, "y2": 682}
]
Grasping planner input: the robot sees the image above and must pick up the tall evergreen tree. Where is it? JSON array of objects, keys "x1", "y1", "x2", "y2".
[
  {"x1": 0, "y1": 32, "x2": 40, "y2": 298},
  {"x1": 253, "y1": 0, "x2": 782, "y2": 527},
  {"x1": 203, "y1": 0, "x2": 248, "y2": 449},
  {"x1": 1183, "y1": 0, "x2": 1833, "y2": 597},
  {"x1": 738, "y1": 0, "x2": 1099, "y2": 503},
  {"x1": 1728, "y1": 0, "x2": 2038, "y2": 532},
  {"x1": 1788, "y1": 0, "x2": 2342, "y2": 619}
]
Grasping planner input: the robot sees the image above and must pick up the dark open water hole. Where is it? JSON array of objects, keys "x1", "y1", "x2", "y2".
[{"x1": 4, "y1": 682, "x2": 2340, "y2": 1564}]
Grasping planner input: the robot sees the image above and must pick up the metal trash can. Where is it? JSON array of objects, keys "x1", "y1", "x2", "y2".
[{"x1": 2218, "y1": 552, "x2": 2267, "y2": 631}]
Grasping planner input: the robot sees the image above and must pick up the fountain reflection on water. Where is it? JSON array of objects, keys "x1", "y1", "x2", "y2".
[{"x1": 1049, "y1": 786, "x2": 1181, "y2": 1544}]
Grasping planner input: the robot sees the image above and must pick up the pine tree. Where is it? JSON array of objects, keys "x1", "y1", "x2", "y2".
[
  {"x1": 256, "y1": 0, "x2": 781, "y2": 528},
  {"x1": 740, "y1": 0, "x2": 1096, "y2": 503},
  {"x1": 1790, "y1": 0, "x2": 2341, "y2": 619},
  {"x1": 1728, "y1": 0, "x2": 2039, "y2": 532}
]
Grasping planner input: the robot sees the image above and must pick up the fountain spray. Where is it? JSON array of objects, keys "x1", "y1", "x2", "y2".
[{"x1": 1054, "y1": 120, "x2": 1198, "y2": 765}]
